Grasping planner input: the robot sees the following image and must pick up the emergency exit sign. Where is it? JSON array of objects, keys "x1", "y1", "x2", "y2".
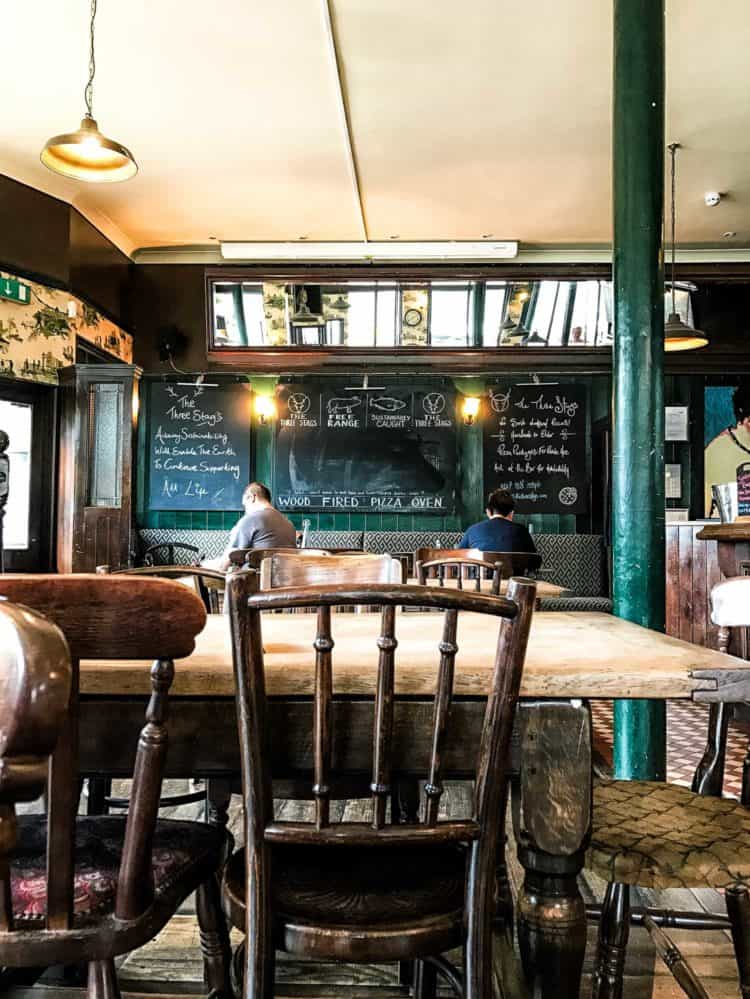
[{"x1": 0, "y1": 277, "x2": 31, "y2": 305}]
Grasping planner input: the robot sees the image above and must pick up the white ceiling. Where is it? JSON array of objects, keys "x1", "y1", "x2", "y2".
[{"x1": 2, "y1": 0, "x2": 749, "y2": 256}]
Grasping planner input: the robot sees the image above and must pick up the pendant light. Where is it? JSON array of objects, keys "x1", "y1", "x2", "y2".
[
  {"x1": 664, "y1": 143, "x2": 707, "y2": 352},
  {"x1": 41, "y1": 0, "x2": 137, "y2": 183}
]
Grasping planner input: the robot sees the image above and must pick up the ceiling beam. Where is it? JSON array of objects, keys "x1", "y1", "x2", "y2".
[{"x1": 321, "y1": 0, "x2": 368, "y2": 242}]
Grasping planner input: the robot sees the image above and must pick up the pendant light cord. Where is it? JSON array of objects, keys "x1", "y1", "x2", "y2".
[
  {"x1": 84, "y1": 0, "x2": 97, "y2": 119},
  {"x1": 668, "y1": 142, "x2": 680, "y2": 315}
]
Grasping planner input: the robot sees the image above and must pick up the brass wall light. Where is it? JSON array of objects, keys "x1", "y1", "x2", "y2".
[
  {"x1": 41, "y1": 0, "x2": 137, "y2": 183},
  {"x1": 664, "y1": 143, "x2": 707, "y2": 352},
  {"x1": 255, "y1": 396, "x2": 277, "y2": 425},
  {"x1": 462, "y1": 396, "x2": 481, "y2": 426}
]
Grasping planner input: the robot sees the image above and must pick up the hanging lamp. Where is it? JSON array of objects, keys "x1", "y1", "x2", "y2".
[
  {"x1": 41, "y1": 0, "x2": 137, "y2": 183},
  {"x1": 664, "y1": 143, "x2": 707, "y2": 351}
]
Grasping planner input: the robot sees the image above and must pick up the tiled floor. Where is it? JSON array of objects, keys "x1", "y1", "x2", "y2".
[{"x1": 590, "y1": 698, "x2": 748, "y2": 797}]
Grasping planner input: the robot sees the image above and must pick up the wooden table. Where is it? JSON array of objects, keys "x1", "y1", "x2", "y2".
[
  {"x1": 409, "y1": 575, "x2": 570, "y2": 599},
  {"x1": 79, "y1": 611, "x2": 747, "y2": 998}
]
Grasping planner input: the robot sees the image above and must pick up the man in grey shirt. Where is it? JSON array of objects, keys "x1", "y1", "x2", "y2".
[{"x1": 216, "y1": 482, "x2": 296, "y2": 570}]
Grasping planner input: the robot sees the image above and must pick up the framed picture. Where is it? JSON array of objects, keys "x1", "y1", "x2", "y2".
[
  {"x1": 665, "y1": 463, "x2": 682, "y2": 499},
  {"x1": 665, "y1": 405, "x2": 689, "y2": 442}
]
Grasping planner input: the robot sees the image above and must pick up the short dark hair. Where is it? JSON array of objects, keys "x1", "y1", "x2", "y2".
[
  {"x1": 733, "y1": 381, "x2": 750, "y2": 424},
  {"x1": 243, "y1": 481, "x2": 271, "y2": 503},
  {"x1": 486, "y1": 489, "x2": 515, "y2": 516}
]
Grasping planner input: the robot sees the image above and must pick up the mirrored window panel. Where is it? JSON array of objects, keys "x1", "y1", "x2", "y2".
[{"x1": 209, "y1": 278, "x2": 696, "y2": 350}]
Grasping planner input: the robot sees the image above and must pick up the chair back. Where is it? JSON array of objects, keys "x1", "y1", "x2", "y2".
[
  {"x1": 0, "y1": 601, "x2": 72, "y2": 934},
  {"x1": 142, "y1": 542, "x2": 202, "y2": 567},
  {"x1": 710, "y1": 577, "x2": 750, "y2": 654},
  {"x1": 260, "y1": 553, "x2": 402, "y2": 589},
  {"x1": 416, "y1": 556, "x2": 504, "y2": 595},
  {"x1": 0, "y1": 574, "x2": 206, "y2": 933},
  {"x1": 226, "y1": 574, "x2": 535, "y2": 899},
  {"x1": 104, "y1": 565, "x2": 227, "y2": 613},
  {"x1": 478, "y1": 550, "x2": 542, "y2": 576},
  {"x1": 230, "y1": 547, "x2": 328, "y2": 569}
]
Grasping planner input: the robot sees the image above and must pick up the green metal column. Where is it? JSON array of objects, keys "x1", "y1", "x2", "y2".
[{"x1": 612, "y1": 0, "x2": 666, "y2": 780}]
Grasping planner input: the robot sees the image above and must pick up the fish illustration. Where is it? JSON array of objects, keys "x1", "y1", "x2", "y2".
[
  {"x1": 370, "y1": 397, "x2": 407, "y2": 413},
  {"x1": 327, "y1": 397, "x2": 362, "y2": 416}
]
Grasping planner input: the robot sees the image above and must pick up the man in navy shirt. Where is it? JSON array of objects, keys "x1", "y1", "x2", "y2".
[{"x1": 458, "y1": 488, "x2": 539, "y2": 562}]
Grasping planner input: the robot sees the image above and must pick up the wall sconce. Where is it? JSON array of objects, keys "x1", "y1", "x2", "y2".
[
  {"x1": 462, "y1": 396, "x2": 481, "y2": 426},
  {"x1": 255, "y1": 396, "x2": 277, "y2": 425}
]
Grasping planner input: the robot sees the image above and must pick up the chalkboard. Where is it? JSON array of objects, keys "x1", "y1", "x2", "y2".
[
  {"x1": 482, "y1": 382, "x2": 588, "y2": 514},
  {"x1": 737, "y1": 461, "x2": 750, "y2": 519},
  {"x1": 274, "y1": 383, "x2": 456, "y2": 513},
  {"x1": 147, "y1": 382, "x2": 251, "y2": 510}
]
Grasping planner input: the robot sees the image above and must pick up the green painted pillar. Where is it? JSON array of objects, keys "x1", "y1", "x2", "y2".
[{"x1": 612, "y1": 0, "x2": 667, "y2": 780}]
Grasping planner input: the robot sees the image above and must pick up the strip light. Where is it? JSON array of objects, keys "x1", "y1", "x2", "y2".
[{"x1": 220, "y1": 241, "x2": 518, "y2": 262}]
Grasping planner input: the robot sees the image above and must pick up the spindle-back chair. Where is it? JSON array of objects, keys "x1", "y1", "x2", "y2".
[
  {"x1": 100, "y1": 564, "x2": 226, "y2": 615},
  {"x1": 259, "y1": 552, "x2": 402, "y2": 590},
  {"x1": 0, "y1": 575, "x2": 232, "y2": 999},
  {"x1": 416, "y1": 556, "x2": 504, "y2": 595},
  {"x1": 141, "y1": 542, "x2": 203, "y2": 567},
  {"x1": 224, "y1": 574, "x2": 536, "y2": 999}
]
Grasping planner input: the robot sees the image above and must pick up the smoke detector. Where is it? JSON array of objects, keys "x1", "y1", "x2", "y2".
[{"x1": 705, "y1": 191, "x2": 722, "y2": 207}]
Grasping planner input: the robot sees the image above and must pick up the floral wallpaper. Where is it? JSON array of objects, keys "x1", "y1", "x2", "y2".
[{"x1": 0, "y1": 270, "x2": 132, "y2": 383}]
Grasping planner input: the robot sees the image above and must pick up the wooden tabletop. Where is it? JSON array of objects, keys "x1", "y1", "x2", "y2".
[{"x1": 79, "y1": 610, "x2": 747, "y2": 701}]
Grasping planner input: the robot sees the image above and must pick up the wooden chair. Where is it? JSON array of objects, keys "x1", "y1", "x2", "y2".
[
  {"x1": 223, "y1": 574, "x2": 537, "y2": 999},
  {"x1": 693, "y1": 576, "x2": 750, "y2": 803},
  {"x1": 259, "y1": 552, "x2": 403, "y2": 589},
  {"x1": 100, "y1": 565, "x2": 226, "y2": 615},
  {"x1": 587, "y1": 775, "x2": 750, "y2": 998},
  {"x1": 0, "y1": 574, "x2": 232, "y2": 998},
  {"x1": 141, "y1": 542, "x2": 203, "y2": 567},
  {"x1": 416, "y1": 556, "x2": 504, "y2": 595},
  {"x1": 415, "y1": 549, "x2": 542, "y2": 585}
]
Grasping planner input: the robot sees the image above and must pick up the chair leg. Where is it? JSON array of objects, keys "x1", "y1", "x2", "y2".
[
  {"x1": 197, "y1": 874, "x2": 233, "y2": 998},
  {"x1": 414, "y1": 958, "x2": 438, "y2": 999},
  {"x1": 692, "y1": 702, "x2": 730, "y2": 798},
  {"x1": 592, "y1": 882, "x2": 630, "y2": 999},
  {"x1": 726, "y1": 883, "x2": 750, "y2": 998},
  {"x1": 87, "y1": 959, "x2": 122, "y2": 999}
]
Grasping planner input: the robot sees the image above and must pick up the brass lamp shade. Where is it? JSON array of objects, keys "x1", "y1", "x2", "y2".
[
  {"x1": 664, "y1": 312, "x2": 708, "y2": 352},
  {"x1": 41, "y1": 115, "x2": 137, "y2": 183}
]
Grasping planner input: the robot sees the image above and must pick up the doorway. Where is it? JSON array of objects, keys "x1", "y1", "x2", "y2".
[{"x1": 0, "y1": 377, "x2": 56, "y2": 571}]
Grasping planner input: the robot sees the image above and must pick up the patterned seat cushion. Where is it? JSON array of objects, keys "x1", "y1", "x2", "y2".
[
  {"x1": 537, "y1": 596, "x2": 613, "y2": 613},
  {"x1": 588, "y1": 779, "x2": 750, "y2": 889},
  {"x1": 11, "y1": 815, "x2": 226, "y2": 926}
]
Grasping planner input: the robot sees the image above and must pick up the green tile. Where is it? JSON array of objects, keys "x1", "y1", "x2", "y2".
[
  {"x1": 318, "y1": 514, "x2": 336, "y2": 531},
  {"x1": 349, "y1": 513, "x2": 367, "y2": 531},
  {"x1": 175, "y1": 511, "x2": 193, "y2": 529},
  {"x1": 380, "y1": 514, "x2": 399, "y2": 531},
  {"x1": 190, "y1": 512, "x2": 207, "y2": 530},
  {"x1": 206, "y1": 511, "x2": 224, "y2": 529},
  {"x1": 158, "y1": 511, "x2": 177, "y2": 529}
]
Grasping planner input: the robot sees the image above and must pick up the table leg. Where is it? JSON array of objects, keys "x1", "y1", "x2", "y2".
[
  {"x1": 513, "y1": 700, "x2": 592, "y2": 999},
  {"x1": 206, "y1": 777, "x2": 233, "y2": 828}
]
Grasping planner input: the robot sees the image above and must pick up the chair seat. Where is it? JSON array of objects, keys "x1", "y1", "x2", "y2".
[
  {"x1": 11, "y1": 815, "x2": 228, "y2": 927},
  {"x1": 589, "y1": 780, "x2": 750, "y2": 889},
  {"x1": 223, "y1": 842, "x2": 467, "y2": 959}
]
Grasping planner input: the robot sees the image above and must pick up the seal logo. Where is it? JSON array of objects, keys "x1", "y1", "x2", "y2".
[{"x1": 558, "y1": 486, "x2": 578, "y2": 506}]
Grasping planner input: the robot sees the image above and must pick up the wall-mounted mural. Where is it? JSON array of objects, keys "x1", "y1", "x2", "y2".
[{"x1": 0, "y1": 270, "x2": 132, "y2": 383}]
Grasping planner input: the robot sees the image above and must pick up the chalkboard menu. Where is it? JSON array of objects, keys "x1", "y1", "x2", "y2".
[
  {"x1": 737, "y1": 462, "x2": 750, "y2": 519},
  {"x1": 483, "y1": 382, "x2": 588, "y2": 514},
  {"x1": 147, "y1": 382, "x2": 251, "y2": 510},
  {"x1": 274, "y1": 383, "x2": 456, "y2": 513}
]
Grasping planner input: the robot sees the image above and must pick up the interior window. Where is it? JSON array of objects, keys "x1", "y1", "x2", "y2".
[{"x1": 430, "y1": 285, "x2": 472, "y2": 346}]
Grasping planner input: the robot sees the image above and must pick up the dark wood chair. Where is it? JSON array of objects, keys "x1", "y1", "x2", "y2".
[
  {"x1": 141, "y1": 542, "x2": 203, "y2": 567},
  {"x1": 259, "y1": 552, "x2": 402, "y2": 589},
  {"x1": 416, "y1": 556, "x2": 504, "y2": 595},
  {"x1": 100, "y1": 565, "x2": 226, "y2": 615},
  {"x1": 0, "y1": 574, "x2": 233, "y2": 999},
  {"x1": 223, "y1": 574, "x2": 536, "y2": 999},
  {"x1": 587, "y1": 777, "x2": 750, "y2": 999},
  {"x1": 414, "y1": 549, "x2": 541, "y2": 584}
]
